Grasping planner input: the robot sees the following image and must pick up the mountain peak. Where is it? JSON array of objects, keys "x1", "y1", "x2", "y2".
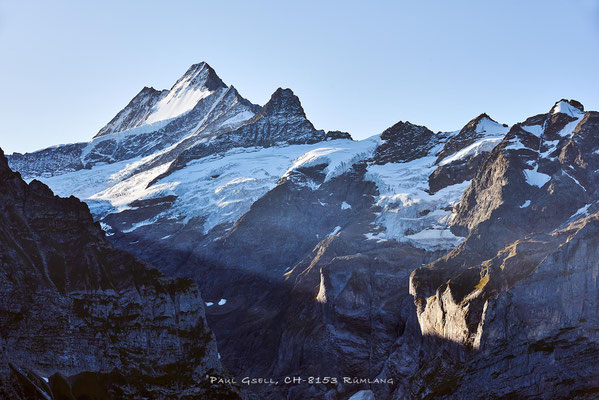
[
  {"x1": 143, "y1": 63, "x2": 227, "y2": 125},
  {"x1": 260, "y1": 87, "x2": 306, "y2": 118},
  {"x1": 464, "y1": 113, "x2": 506, "y2": 134},
  {"x1": 380, "y1": 121, "x2": 433, "y2": 141},
  {"x1": 373, "y1": 120, "x2": 437, "y2": 164},
  {"x1": 467, "y1": 113, "x2": 492, "y2": 126},
  {"x1": 550, "y1": 99, "x2": 584, "y2": 117},
  {"x1": 172, "y1": 62, "x2": 227, "y2": 93},
  {"x1": 434, "y1": 113, "x2": 509, "y2": 165},
  {"x1": 94, "y1": 86, "x2": 168, "y2": 137},
  {"x1": 189, "y1": 61, "x2": 209, "y2": 69}
]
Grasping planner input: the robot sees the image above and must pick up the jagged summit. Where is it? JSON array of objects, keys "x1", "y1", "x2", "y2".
[
  {"x1": 219, "y1": 87, "x2": 326, "y2": 147},
  {"x1": 170, "y1": 62, "x2": 227, "y2": 93},
  {"x1": 254, "y1": 88, "x2": 306, "y2": 120},
  {"x1": 141, "y1": 85, "x2": 161, "y2": 93},
  {"x1": 144, "y1": 62, "x2": 227, "y2": 124},
  {"x1": 95, "y1": 62, "x2": 229, "y2": 137},
  {"x1": 550, "y1": 99, "x2": 584, "y2": 117},
  {"x1": 219, "y1": 85, "x2": 262, "y2": 114}
]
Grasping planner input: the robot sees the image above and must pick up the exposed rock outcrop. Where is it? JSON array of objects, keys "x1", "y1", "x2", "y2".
[
  {"x1": 0, "y1": 147, "x2": 238, "y2": 399},
  {"x1": 372, "y1": 121, "x2": 439, "y2": 164},
  {"x1": 408, "y1": 99, "x2": 599, "y2": 398}
]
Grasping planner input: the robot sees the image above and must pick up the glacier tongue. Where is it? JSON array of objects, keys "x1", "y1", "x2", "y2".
[{"x1": 365, "y1": 153, "x2": 469, "y2": 250}]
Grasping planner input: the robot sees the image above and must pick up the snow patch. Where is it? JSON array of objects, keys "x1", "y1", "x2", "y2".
[
  {"x1": 520, "y1": 200, "x2": 531, "y2": 208},
  {"x1": 439, "y1": 137, "x2": 502, "y2": 166},
  {"x1": 221, "y1": 110, "x2": 254, "y2": 128},
  {"x1": 572, "y1": 203, "x2": 591, "y2": 218},
  {"x1": 99, "y1": 222, "x2": 114, "y2": 236},
  {"x1": 504, "y1": 139, "x2": 528, "y2": 151},
  {"x1": 218, "y1": 298, "x2": 227, "y2": 306},
  {"x1": 364, "y1": 232, "x2": 388, "y2": 243},
  {"x1": 563, "y1": 170, "x2": 586, "y2": 191},
  {"x1": 122, "y1": 219, "x2": 155, "y2": 233},
  {"x1": 328, "y1": 226, "x2": 342, "y2": 236},
  {"x1": 521, "y1": 124, "x2": 544, "y2": 137},
  {"x1": 475, "y1": 116, "x2": 510, "y2": 136},
  {"x1": 524, "y1": 166, "x2": 551, "y2": 188},
  {"x1": 341, "y1": 201, "x2": 352, "y2": 210},
  {"x1": 557, "y1": 115, "x2": 584, "y2": 138}
]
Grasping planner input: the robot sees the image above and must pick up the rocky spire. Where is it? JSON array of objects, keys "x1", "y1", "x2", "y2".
[
  {"x1": 222, "y1": 87, "x2": 326, "y2": 147},
  {"x1": 257, "y1": 88, "x2": 306, "y2": 119}
]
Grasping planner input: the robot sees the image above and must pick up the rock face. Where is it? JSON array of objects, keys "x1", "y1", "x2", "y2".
[
  {"x1": 6, "y1": 61, "x2": 599, "y2": 400},
  {"x1": 373, "y1": 121, "x2": 439, "y2": 164},
  {"x1": 409, "y1": 99, "x2": 599, "y2": 398},
  {"x1": 0, "y1": 148, "x2": 237, "y2": 399}
]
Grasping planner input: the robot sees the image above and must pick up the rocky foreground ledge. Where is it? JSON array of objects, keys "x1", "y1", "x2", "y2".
[{"x1": 0, "y1": 147, "x2": 239, "y2": 399}]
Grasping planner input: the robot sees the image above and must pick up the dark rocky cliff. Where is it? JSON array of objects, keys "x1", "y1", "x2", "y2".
[{"x1": 0, "y1": 148, "x2": 238, "y2": 399}]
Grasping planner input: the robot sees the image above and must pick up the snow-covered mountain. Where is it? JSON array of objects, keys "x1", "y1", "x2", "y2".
[
  {"x1": 7, "y1": 63, "x2": 507, "y2": 255},
  {"x1": 6, "y1": 62, "x2": 599, "y2": 399}
]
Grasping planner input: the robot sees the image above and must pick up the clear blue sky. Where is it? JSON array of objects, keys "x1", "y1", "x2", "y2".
[{"x1": 1, "y1": 0, "x2": 598, "y2": 154}]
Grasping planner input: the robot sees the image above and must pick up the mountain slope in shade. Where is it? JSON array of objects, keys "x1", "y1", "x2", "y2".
[{"x1": 0, "y1": 148, "x2": 238, "y2": 399}]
